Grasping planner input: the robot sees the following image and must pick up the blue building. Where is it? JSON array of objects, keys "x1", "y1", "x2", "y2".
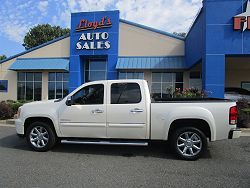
[{"x1": 0, "y1": 0, "x2": 250, "y2": 101}]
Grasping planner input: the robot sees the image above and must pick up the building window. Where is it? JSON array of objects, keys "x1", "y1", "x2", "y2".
[
  {"x1": 48, "y1": 72, "x2": 69, "y2": 99},
  {"x1": 189, "y1": 71, "x2": 202, "y2": 90},
  {"x1": 151, "y1": 72, "x2": 183, "y2": 99},
  {"x1": 17, "y1": 72, "x2": 42, "y2": 101},
  {"x1": 118, "y1": 72, "x2": 144, "y2": 79},
  {"x1": 241, "y1": 82, "x2": 250, "y2": 91},
  {"x1": 0, "y1": 80, "x2": 8, "y2": 92},
  {"x1": 85, "y1": 59, "x2": 107, "y2": 82}
]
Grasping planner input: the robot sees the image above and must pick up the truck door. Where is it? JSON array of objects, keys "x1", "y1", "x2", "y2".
[
  {"x1": 59, "y1": 83, "x2": 107, "y2": 138},
  {"x1": 107, "y1": 81, "x2": 147, "y2": 139}
]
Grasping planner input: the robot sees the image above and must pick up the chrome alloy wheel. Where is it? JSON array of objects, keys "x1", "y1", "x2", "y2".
[
  {"x1": 29, "y1": 126, "x2": 49, "y2": 148},
  {"x1": 177, "y1": 131, "x2": 202, "y2": 157}
]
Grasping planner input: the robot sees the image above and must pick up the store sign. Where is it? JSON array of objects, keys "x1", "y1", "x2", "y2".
[
  {"x1": 75, "y1": 16, "x2": 112, "y2": 50},
  {"x1": 76, "y1": 16, "x2": 112, "y2": 31},
  {"x1": 234, "y1": 0, "x2": 250, "y2": 31}
]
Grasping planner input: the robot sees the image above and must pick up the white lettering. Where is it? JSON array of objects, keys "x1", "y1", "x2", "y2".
[
  {"x1": 90, "y1": 42, "x2": 96, "y2": 49},
  {"x1": 95, "y1": 32, "x2": 101, "y2": 40},
  {"x1": 97, "y1": 41, "x2": 104, "y2": 49},
  {"x1": 76, "y1": 42, "x2": 82, "y2": 49},
  {"x1": 101, "y1": 32, "x2": 109, "y2": 40},
  {"x1": 79, "y1": 33, "x2": 86, "y2": 40},
  {"x1": 82, "y1": 42, "x2": 90, "y2": 49},
  {"x1": 104, "y1": 41, "x2": 111, "y2": 49},
  {"x1": 76, "y1": 32, "x2": 110, "y2": 50}
]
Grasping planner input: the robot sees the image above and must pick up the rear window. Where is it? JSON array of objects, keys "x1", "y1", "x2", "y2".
[
  {"x1": 111, "y1": 83, "x2": 141, "y2": 104},
  {"x1": 225, "y1": 87, "x2": 250, "y2": 95}
]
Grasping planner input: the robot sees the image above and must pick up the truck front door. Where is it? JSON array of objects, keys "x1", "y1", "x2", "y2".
[
  {"x1": 59, "y1": 83, "x2": 106, "y2": 138},
  {"x1": 107, "y1": 82, "x2": 147, "y2": 139}
]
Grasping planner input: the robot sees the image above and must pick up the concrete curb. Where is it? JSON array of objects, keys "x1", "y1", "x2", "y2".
[
  {"x1": 240, "y1": 128, "x2": 250, "y2": 132},
  {"x1": 0, "y1": 119, "x2": 15, "y2": 125}
]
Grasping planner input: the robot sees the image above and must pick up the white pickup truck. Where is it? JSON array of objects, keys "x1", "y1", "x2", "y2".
[{"x1": 15, "y1": 80, "x2": 241, "y2": 160}]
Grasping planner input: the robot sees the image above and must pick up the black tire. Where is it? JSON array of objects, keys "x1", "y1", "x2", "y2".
[
  {"x1": 26, "y1": 121, "x2": 57, "y2": 152},
  {"x1": 170, "y1": 127, "x2": 207, "y2": 160}
]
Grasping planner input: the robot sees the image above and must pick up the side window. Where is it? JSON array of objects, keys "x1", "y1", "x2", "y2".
[
  {"x1": 111, "y1": 83, "x2": 141, "y2": 104},
  {"x1": 72, "y1": 84, "x2": 104, "y2": 105}
]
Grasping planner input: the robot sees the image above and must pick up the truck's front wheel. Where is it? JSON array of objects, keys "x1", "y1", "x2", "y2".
[
  {"x1": 170, "y1": 127, "x2": 207, "y2": 160},
  {"x1": 26, "y1": 122, "x2": 57, "y2": 152}
]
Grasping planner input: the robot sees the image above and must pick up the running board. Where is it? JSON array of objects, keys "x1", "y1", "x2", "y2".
[{"x1": 61, "y1": 139, "x2": 148, "y2": 146}]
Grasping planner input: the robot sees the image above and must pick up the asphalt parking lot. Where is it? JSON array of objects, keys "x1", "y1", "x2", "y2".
[{"x1": 0, "y1": 124, "x2": 250, "y2": 188}]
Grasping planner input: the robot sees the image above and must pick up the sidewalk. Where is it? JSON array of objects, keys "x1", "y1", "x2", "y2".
[{"x1": 0, "y1": 119, "x2": 15, "y2": 125}]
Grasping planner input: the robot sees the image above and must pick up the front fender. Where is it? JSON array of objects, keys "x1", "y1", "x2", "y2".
[{"x1": 22, "y1": 113, "x2": 62, "y2": 137}]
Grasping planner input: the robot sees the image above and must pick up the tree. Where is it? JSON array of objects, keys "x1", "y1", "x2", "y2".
[
  {"x1": 23, "y1": 24, "x2": 70, "y2": 50},
  {"x1": 0, "y1": 55, "x2": 7, "y2": 61},
  {"x1": 173, "y1": 32, "x2": 187, "y2": 38}
]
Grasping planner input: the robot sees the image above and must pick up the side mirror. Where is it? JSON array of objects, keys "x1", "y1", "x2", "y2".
[{"x1": 66, "y1": 96, "x2": 73, "y2": 106}]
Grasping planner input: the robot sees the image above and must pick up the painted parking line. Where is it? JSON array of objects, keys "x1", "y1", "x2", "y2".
[{"x1": 0, "y1": 124, "x2": 15, "y2": 128}]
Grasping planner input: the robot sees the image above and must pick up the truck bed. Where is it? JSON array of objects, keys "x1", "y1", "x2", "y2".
[{"x1": 152, "y1": 98, "x2": 232, "y2": 103}]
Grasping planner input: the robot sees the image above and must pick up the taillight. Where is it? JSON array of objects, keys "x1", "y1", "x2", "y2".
[{"x1": 229, "y1": 106, "x2": 238, "y2": 125}]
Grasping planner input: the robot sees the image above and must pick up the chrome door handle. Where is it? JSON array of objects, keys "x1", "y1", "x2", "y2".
[
  {"x1": 130, "y1": 108, "x2": 144, "y2": 113},
  {"x1": 92, "y1": 109, "x2": 104, "y2": 114}
]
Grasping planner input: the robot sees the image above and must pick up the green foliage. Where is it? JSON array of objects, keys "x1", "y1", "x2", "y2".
[
  {"x1": 237, "y1": 98, "x2": 249, "y2": 110},
  {"x1": 23, "y1": 24, "x2": 70, "y2": 50},
  {"x1": 0, "y1": 54, "x2": 7, "y2": 61},
  {"x1": 173, "y1": 88, "x2": 208, "y2": 98},
  {"x1": 0, "y1": 100, "x2": 27, "y2": 120},
  {"x1": 6, "y1": 100, "x2": 26, "y2": 115},
  {"x1": 0, "y1": 101, "x2": 13, "y2": 120},
  {"x1": 173, "y1": 32, "x2": 186, "y2": 37},
  {"x1": 242, "y1": 108, "x2": 250, "y2": 114},
  {"x1": 237, "y1": 98, "x2": 250, "y2": 128}
]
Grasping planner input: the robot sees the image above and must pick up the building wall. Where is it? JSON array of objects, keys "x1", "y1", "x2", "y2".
[
  {"x1": 119, "y1": 22, "x2": 184, "y2": 56},
  {"x1": 20, "y1": 37, "x2": 70, "y2": 58},
  {"x1": 0, "y1": 37, "x2": 70, "y2": 101},
  {"x1": 0, "y1": 59, "x2": 17, "y2": 100},
  {"x1": 225, "y1": 70, "x2": 250, "y2": 87},
  {"x1": 69, "y1": 11, "x2": 120, "y2": 92},
  {"x1": 185, "y1": 10, "x2": 204, "y2": 68},
  {"x1": 203, "y1": 0, "x2": 250, "y2": 98},
  {"x1": 225, "y1": 57, "x2": 250, "y2": 88}
]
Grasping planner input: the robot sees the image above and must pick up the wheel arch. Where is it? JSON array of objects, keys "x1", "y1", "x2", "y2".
[
  {"x1": 24, "y1": 117, "x2": 58, "y2": 137},
  {"x1": 167, "y1": 119, "x2": 212, "y2": 141}
]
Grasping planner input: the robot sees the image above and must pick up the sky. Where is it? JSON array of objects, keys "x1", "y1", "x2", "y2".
[{"x1": 0, "y1": 0, "x2": 202, "y2": 57}]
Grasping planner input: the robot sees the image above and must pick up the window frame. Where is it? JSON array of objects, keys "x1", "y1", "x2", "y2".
[
  {"x1": 48, "y1": 72, "x2": 69, "y2": 100},
  {"x1": 17, "y1": 72, "x2": 42, "y2": 101},
  {"x1": 151, "y1": 72, "x2": 184, "y2": 98},
  {"x1": 118, "y1": 71, "x2": 144, "y2": 80},
  {"x1": 85, "y1": 58, "x2": 107, "y2": 82},
  {"x1": 71, "y1": 84, "x2": 105, "y2": 105},
  {"x1": 0, "y1": 80, "x2": 8, "y2": 92},
  {"x1": 110, "y1": 82, "x2": 142, "y2": 104}
]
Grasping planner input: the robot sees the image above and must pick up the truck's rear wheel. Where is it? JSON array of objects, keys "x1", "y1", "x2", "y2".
[
  {"x1": 26, "y1": 121, "x2": 57, "y2": 152},
  {"x1": 170, "y1": 127, "x2": 207, "y2": 160}
]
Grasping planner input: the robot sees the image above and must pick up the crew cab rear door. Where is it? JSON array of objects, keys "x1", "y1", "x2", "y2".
[{"x1": 106, "y1": 80, "x2": 147, "y2": 139}]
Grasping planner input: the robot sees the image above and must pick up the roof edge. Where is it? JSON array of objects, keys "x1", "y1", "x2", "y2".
[
  {"x1": 118, "y1": 55, "x2": 184, "y2": 58},
  {"x1": 0, "y1": 34, "x2": 70, "y2": 64},
  {"x1": 186, "y1": 7, "x2": 203, "y2": 39},
  {"x1": 119, "y1": 19, "x2": 185, "y2": 41},
  {"x1": 16, "y1": 57, "x2": 69, "y2": 60}
]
